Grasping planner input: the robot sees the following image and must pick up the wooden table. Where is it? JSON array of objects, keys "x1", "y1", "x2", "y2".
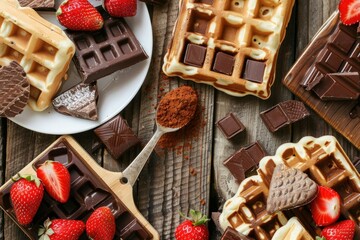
[{"x1": 1, "y1": 0, "x2": 359, "y2": 239}]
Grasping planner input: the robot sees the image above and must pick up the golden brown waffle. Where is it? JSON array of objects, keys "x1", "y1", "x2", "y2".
[
  {"x1": 163, "y1": 0, "x2": 295, "y2": 99},
  {"x1": 271, "y1": 217, "x2": 313, "y2": 240},
  {"x1": 219, "y1": 136, "x2": 360, "y2": 239},
  {"x1": 0, "y1": 0, "x2": 75, "y2": 111}
]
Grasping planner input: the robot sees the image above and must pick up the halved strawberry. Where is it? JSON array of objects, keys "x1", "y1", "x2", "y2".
[
  {"x1": 36, "y1": 161, "x2": 71, "y2": 203},
  {"x1": 339, "y1": 0, "x2": 360, "y2": 25},
  {"x1": 310, "y1": 186, "x2": 340, "y2": 226}
]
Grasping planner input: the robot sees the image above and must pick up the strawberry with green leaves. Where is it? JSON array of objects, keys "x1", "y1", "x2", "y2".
[
  {"x1": 175, "y1": 209, "x2": 209, "y2": 240},
  {"x1": 38, "y1": 218, "x2": 85, "y2": 240},
  {"x1": 310, "y1": 186, "x2": 341, "y2": 226},
  {"x1": 104, "y1": 0, "x2": 137, "y2": 17},
  {"x1": 316, "y1": 220, "x2": 355, "y2": 240},
  {"x1": 10, "y1": 174, "x2": 44, "y2": 225},
  {"x1": 86, "y1": 206, "x2": 115, "y2": 240},
  {"x1": 57, "y1": 0, "x2": 104, "y2": 31},
  {"x1": 36, "y1": 161, "x2": 71, "y2": 203},
  {"x1": 339, "y1": 0, "x2": 360, "y2": 25}
]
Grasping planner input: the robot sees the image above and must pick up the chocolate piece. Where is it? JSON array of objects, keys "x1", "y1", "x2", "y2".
[
  {"x1": 260, "y1": 100, "x2": 310, "y2": 132},
  {"x1": 221, "y1": 227, "x2": 254, "y2": 240},
  {"x1": 94, "y1": 115, "x2": 140, "y2": 159},
  {"x1": 216, "y1": 112, "x2": 245, "y2": 139},
  {"x1": 0, "y1": 61, "x2": 30, "y2": 118},
  {"x1": 223, "y1": 142, "x2": 266, "y2": 182},
  {"x1": 18, "y1": 0, "x2": 55, "y2": 10},
  {"x1": 311, "y1": 72, "x2": 360, "y2": 100},
  {"x1": 266, "y1": 164, "x2": 318, "y2": 214},
  {"x1": 0, "y1": 137, "x2": 153, "y2": 239},
  {"x1": 66, "y1": 7, "x2": 148, "y2": 84},
  {"x1": 242, "y1": 59, "x2": 266, "y2": 83},
  {"x1": 183, "y1": 43, "x2": 207, "y2": 67},
  {"x1": 52, "y1": 83, "x2": 99, "y2": 121},
  {"x1": 213, "y1": 52, "x2": 235, "y2": 75}
]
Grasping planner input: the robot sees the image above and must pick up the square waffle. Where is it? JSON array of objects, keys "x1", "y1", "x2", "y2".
[
  {"x1": 0, "y1": 0, "x2": 75, "y2": 111},
  {"x1": 219, "y1": 135, "x2": 360, "y2": 239},
  {"x1": 0, "y1": 136, "x2": 158, "y2": 239},
  {"x1": 163, "y1": 0, "x2": 295, "y2": 99}
]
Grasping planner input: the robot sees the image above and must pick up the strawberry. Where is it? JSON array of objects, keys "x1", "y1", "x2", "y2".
[
  {"x1": 104, "y1": 0, "x2": 137, "y2": 17},
  {"x1": 36, "y1": 161, "x2": 71, "y2": 203},
  {"x1": 38, "y1": 218, "x2": 85, "y2": 240},
  {"x1": 10, "y1": 174, "x2": 44, "y2": 225},
  {"x1": 339, "y1": 0, "x2": 360, "y2": 25},
  {"x1": 310, "y1": 186, "x2": 341, "y2": 226},
  {"x1": 316, "y1": 220, "x2": 355, "y2": 240},
  {"x1": 86, "y1": 206, "x2": 115, "y2": 240},
  {"x1": 175, "y1": 209, "x2": 209, "y2": 240},
  {"x1": 56, "y1": 0, "x2": 104, "y2": 31}
]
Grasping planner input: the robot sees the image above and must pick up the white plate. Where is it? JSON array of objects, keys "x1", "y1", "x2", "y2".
[{"x1": 10, "y1": 0, "x2": 153, "y2": 135}]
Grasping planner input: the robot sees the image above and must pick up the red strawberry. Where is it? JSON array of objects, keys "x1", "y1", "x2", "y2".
[
  {"x1": 175, "y1": 209, "x2": 209, "y2": 240},
  {"x1": 56, "y1": 0, "x2": 104, "y2": 31},
  {"x1": 10, "y1": 174, "x2": 44, "y2": 225},
  {"x1": 310, "y1": 186, "x2": 341, "y2": 226},
  {"x1": 36, "y1": 161, "x2": 71, "y2": 203},
  {"x1": 104, "y1": 0, "x2": 137, "y2": 17},
  {"x1": 86, "y1": 206, "x2": 115, "y2": 240},
  {"x1": 339, "y1": 0, "x2": 360, "y2": 25},
  {"x1": 38, "y1": 218, "x2": 85, "y2": 240},
  {"x1": 316, "y1": 220, "x2": 355, "y2": 240}
]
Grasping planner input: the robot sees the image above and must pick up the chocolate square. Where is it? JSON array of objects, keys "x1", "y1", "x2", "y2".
[
  {"x1": 216, "y1": 112, "x2": 245, "y2": 139},
  {"x1": 242, "y1": 59, "x2": 266, "y2": 83},
  {"x1": 212, "y1": 52, "x2": 235, "y2": 75},
  {"x1": 260, "y1": 106, "x2": 288, "y2": 132},
  {"x1": 94, "y1": 115, "x2": 140, "y2": 159},
  {"x1": 183, "y1": 43, "x2": 207, "y2": 67},
  {"x1": 221, "y1": 227, "x2": 254, "y2": 240}
]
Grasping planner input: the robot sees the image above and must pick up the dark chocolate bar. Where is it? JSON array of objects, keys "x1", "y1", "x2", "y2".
[
  {"x1": 221, "y1": 227, "x2": 254, "y2": 240},
  {"x1": 0, "y1": 138, "x2": 152, "y2": 239},
  {"x1": 260, "y1": 100, "x2": 310, "y2": 132},
  {"x1": 18, "y1": 0, "x2": 55, "y2": 10},
  {"x1": 216, "y1": 112, "x2": 245, "y2": 139},
  {"x1": 66, "y1": 7, "x2": 148, "y2": 84},
  {"x1": 94, "y1": 114, "x2": 140, "y2": 159}
]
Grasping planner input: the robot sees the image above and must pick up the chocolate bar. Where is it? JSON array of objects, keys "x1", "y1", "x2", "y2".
[
  {"x1": 94, "y1": 115, "x2": 140, "y2": 159},
  {"x1": 216, "y1": 113, "x2": 245, "y2": 139},
  {"x1": 66, "y1": 7, "x2": 148, "y2": 84},
  {"x1": 223, "y1": 142, "x2": 266, "y2": 183},
  {"x1": 0, "y1": 137, "x2": 153, "y2": 239},
  {"x1": 260, "y1": 100, "x2": 310, "y2": 132},
  {"x1": 221, "y1": 227, "x2": 254, "y2": 240},
  {"x1": 18, "y1": 0, "x2": 55, "y2": 10}
]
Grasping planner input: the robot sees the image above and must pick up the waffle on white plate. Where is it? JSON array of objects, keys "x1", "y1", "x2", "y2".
[
  {"x1": 0, "y1": 0, "x2": 75, "y2": 111},
  {"x1": 163, "y1": 0, "x2": 295, "y2": 99}
]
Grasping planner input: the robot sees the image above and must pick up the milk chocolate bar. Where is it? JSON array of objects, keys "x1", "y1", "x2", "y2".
[
  {"x1": 221, "y1": 227, "x2": 254, "y2": 240},
  {"x1": 18, "y1": 0, "x2": 55, "y2": 10},
  {"x1": 216, "y1": 113, "x2": 245, "y2": 139},
  {"x1": 66, "y1": 7, "x2": 148, "y2": 84}
]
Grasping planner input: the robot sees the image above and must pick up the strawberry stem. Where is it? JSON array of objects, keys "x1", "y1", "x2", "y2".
[
  {"x1": 11, "y1": 173, "x2": 41, "y2": 188},
  {"x1": 179, "y1": 209, "x2": 209, "y2": 226},
  {"x1": 38, "y1": 218, "x2": 54, "y2": 240}
]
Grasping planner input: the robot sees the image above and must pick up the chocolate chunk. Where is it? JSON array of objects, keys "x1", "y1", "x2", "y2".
[
  {"x1": 0, "y1": 61, "x2": 30, "y2": 118},
  {"x1": 94, "y1": 115, "x2": 140, "y2": 159},
  {"x1": 311, "y1": 72, "x2": 360, "y2": 100},
  {"x1": 242, "y1": 59, "x2": 266, "y2": 83},
  {"x1": 183, "y1": 43, "x2": 207, "y2": 67},
  {"x1": 213, "y1": 52, "x2": 235, "y2": 75},
  {"x1": 18, "y1": 0, "x2": 55, "y2": 10},
  {"x1": 223, "y1": 142, "x2": 266, "y2": 182},
  {"x1": 66, "y1": 7, "x2": 148, "y2": 84},
  {"x1": 216, "y1": 112, "x2": 245, "y2": 139},
  {"x1": 52, "y1": 83, "x2": 99, "y2": 121},
  {"x1": 221, "y1": 227, "x2": 254, "y2": 240},
  {"x1": 260, "y1": 100, "x2": 310, "y2": 132}
]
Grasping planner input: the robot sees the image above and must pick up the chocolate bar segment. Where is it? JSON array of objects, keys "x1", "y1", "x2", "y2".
[
  {"x1": 242, "y1": 59, "x2": 266, "y2": 83},
  {"x1": 221, "y1": 227, "x2": 254, "y2": 240},
  {"x1": 66, "y1": 7, "x2": 148, "y2": 84},
  {"x1": 183, "y1": 43, "x2": 207, "y2": 67},
  {"x1": 18, "y1": 0, "x2": 55, "y2": 10},
  {"x1": 216, "y1": 112, "x2": 245, "y2": 139},
  {"x1": 213, "y1": 52, "x2": 235, "y2": 75},
  {"x1": 94, "y1": 115, "x2": 140, "y2": 159},
  {"x1": 260, "y1": 100, "x2": 310, "y2": 132}
]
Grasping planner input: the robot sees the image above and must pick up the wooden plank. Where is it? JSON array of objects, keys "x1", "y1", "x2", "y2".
[{"x1": 0, "y1": 118, "x2": 5, "y2": 240}]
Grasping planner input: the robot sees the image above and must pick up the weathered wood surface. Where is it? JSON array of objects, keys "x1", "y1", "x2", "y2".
[{"x1": 1, "y1": 0, "x2": 360, "y2": 239}]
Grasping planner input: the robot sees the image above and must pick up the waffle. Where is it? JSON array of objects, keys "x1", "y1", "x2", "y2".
[
  {"x1": 271, "y1": 217, "x2": 313, "y2": 240},
  {"x1": 219, "y1": 135, "x2": 360, "y2": 239},
  {"x1": 0, "y1": 0, "x2": 75, "y2": 111},
  {"x1": 162, "y1": 0, "x2": 295, "y2": 99}
]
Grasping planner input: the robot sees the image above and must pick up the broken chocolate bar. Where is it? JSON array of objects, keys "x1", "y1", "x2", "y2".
[
  {"x1": 52, "y1": 83, "x2": 99, "y2": 121},
  {"x1": 18, "y1": 0, "x2": 55, "y2": 10},
  {"x1": 260, "y1": 100, "x2": 310, "y2": 132},
  {"x1": 66, "y1": 7, "x2": 148, "y2": 84},
  {"x1": 94, "y1": 115, "x2": 140, "y2": 159},
  {"x1": 216, "y1": 113, "x2": 245, "y2": 139},
  {"x1": 0, "y1": 61, "x2": 30, "y2": 118},
  {"x1": 221, "y1": 227, "x2": 254, "y2": 240}
]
